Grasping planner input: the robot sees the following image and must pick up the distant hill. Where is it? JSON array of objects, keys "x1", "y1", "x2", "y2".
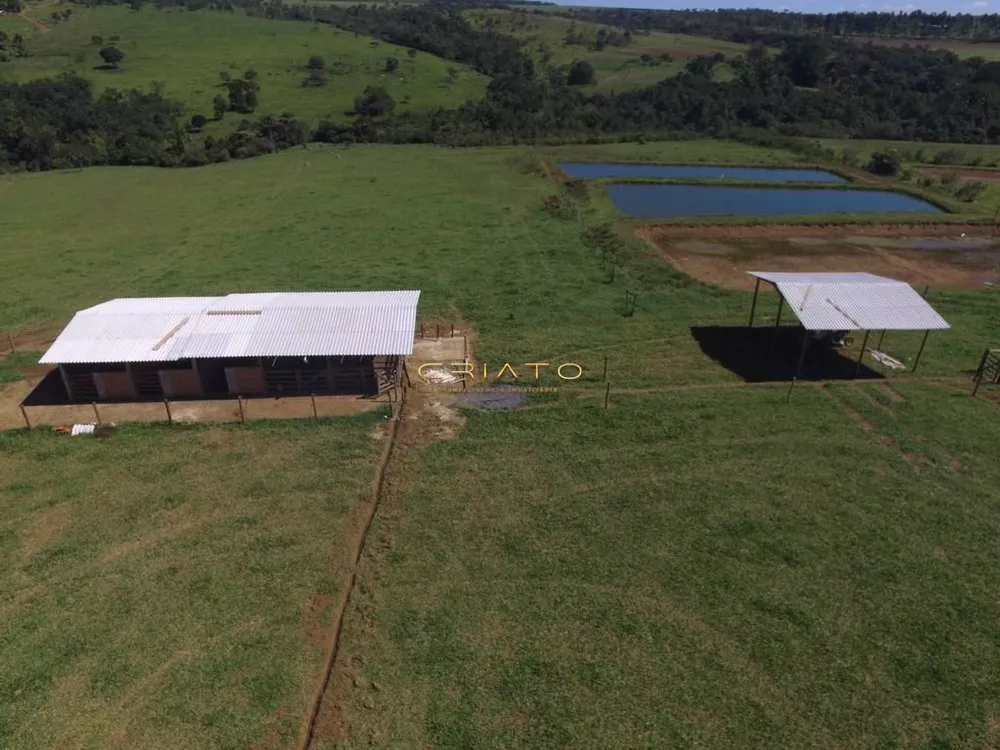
[
  {"x1": 465, "y1": 8, "x2": 755, "y2": 90},
  {"x1": 0, "y1": 4, "x2": 487, "y2": 128}
]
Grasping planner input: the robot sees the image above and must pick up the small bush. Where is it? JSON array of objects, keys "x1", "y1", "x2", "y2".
[
  {"x1": 955, "y1": 181, "x2": 987, "y2": 203},
  {"x1": 867, "y1": 150, "x2": 901, "y2": 177},
  {"x1": 542, "y1": 194, "x2": 574, "y2": 219},
  {"x1": 931, "y1": 148, "x2": 963, "y2": 166}
]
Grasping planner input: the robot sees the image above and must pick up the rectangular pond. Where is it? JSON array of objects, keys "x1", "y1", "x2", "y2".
[
  {"x1": 607, "y1": 184, "x2": 944, "y2": 219},
  {"x1": 559, "y1": 162, "x2": 845, "y2": 183}
]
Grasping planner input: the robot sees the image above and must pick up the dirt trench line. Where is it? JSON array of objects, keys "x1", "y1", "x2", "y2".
[{"x1": 295, "y1": 392, "x2": 407, "y2": 750}]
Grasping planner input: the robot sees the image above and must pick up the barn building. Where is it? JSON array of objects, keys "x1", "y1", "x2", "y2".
[{"x1": 37, "y1": 291, "x2": 420, "y2": 403}]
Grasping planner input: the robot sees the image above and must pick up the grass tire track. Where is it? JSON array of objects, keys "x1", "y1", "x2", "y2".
[{"x1": 296, "y1": 391, "x2": 407, "y2": 750}]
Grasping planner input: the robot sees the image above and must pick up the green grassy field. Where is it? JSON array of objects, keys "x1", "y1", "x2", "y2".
[
  {"x1": 0, "y1": 413, "x2": 386, "y2": 748},
  {"x1": 820, "y1": 138, "x2": 1000, "y2": 167},
  {"x1": 0, "y1": 5, "x2": 486, "y2": 127},
  {"x1": 465, "y1": 8, "x2": 750, "y2": 90},
  {"x1": 4, "y1": 142, "x2": 1000, "y2": 748},
  {"x1": 332, "y1": 385, "x2": 1000, "y2": 749},
  {"x1": 854, "y1": 36, "x2": 1000, "y2": 60}
]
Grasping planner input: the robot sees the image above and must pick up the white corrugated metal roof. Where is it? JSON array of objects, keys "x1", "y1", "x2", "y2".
[
  {"x1": 748, "y1": 272, "x2": 949, "y2": 331},
  {"x1": 40, "y1": 291, "x2": 421, "y2": 364}
]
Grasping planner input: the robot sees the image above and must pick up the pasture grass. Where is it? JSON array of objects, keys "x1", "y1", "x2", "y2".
[
  {"x1": 4, "y1": 142, "x2": 1000, "y2": 747},
  {"x1": 0, "y1": 6, "x2": 486, "y2": 128},
  {"x1": 465, "y1": 7, "x2": 752, "y2": 90},
  {"x1": 0, "y1": 412, "x2": 387, "y2": 748},
  {"x1": 333, "y1": 385, "x2": 1000, "y2": 749},
  {"x1": 820, "y1": 138, "x2": 1000, "y2": 167}
]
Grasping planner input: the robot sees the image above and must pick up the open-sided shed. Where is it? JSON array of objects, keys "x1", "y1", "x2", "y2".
[
  {"x1": 36, "y1": 291, "x2": 420, "y2": 403},
  {"x1": 746, "y1": 272, "x2": 950, "y2": 378}
]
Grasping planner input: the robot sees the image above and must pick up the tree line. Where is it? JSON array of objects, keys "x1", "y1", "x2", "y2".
[
  {"x1": 542, "y1": 7, "x2": 1000, "y2": 44},
  {"x1": 7, "y1": 1, "x2": 1000, "y2": 173}
]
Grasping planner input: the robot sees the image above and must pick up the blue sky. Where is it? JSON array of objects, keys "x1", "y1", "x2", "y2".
[{"x1": 557, "y1": 0, "x2": 991, "y2": 14}]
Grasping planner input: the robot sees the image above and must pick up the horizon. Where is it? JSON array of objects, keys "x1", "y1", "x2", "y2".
[{"x1": 554, "y1": 0, "x2": 993, "y2": 15}]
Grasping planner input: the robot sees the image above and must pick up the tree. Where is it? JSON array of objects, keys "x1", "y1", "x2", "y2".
[
  {"x1": 243, "y1": 69, "x2": 258, "y2": 84},
  {"x1": 778, "y1": 38, "x2": 828, "y2": 88},
  {"x1": 306, "y1": 55, "x2": 325, "y2": 71},
  {"x1": 213, "y1": 94, "x2": 227, "y2": 120},
  {"x1": 226, "y1": 79, "x2": 258, "y2": 113},
  {"x1": 189, "y1": 113, "x2": 208, "y2": 131},
  {"x1": 351, "y1": 86, "x2": 395, "y2": 117},
  {"x1": 99, "y1": 46, "x2": 124, "y2": 69},
  {"x1": 305, "y1": 67, "x2": 327, "y2": 87},
  {"x1": 91, "y1": 35, "x2": 104, "y2": 46},
  {"x1": 868, "y1": 151, "x2": 902, "y2": 177},
  {"x1": 407, "y1": 48, "x2": 417, "y2": 60},
  {"x1": 384, "y1": 56, "x2": 399, "y2": 73},
  {"x1": 567, "y1": 59, "x2": 595, "y2": 86}
]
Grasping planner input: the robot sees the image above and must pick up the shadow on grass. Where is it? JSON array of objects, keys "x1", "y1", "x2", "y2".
[{"x1": 690, "y1": 325, "x2": 884, "y2": 383}]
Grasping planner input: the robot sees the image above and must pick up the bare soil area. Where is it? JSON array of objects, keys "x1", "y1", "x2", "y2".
[{"x1": 640, "y1": 226, "x2": 1000, "y2": 289}]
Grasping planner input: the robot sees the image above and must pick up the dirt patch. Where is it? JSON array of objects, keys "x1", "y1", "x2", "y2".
[
  {"x1": 424, "y1": 396, "x2": 467, "y2": 439},
  {"x1": 872, "y1": 383, "x2": 906, "y2": 403},
  {"x1": 20, "y1": 504, "x2": 71, "y2": 561},
  {"x1": 641, "y1": 227, "x2": 1000, "y2": 289}
]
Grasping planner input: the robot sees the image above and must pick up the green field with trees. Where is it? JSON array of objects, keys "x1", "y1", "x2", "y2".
[
  {"x1": 0, "y1": 4, "x2": 486, "y2": 133},
  {"x1": 465, "y1": 7, "x2": 751, "y2": 90}
]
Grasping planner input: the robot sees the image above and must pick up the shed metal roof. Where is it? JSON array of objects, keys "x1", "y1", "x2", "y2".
[
  {"x1": 748, "y1": 272, "x2": 950, "y2": 331},
  {"x1": 40, "y1": 291, "x2": 421, "y2": 364}
]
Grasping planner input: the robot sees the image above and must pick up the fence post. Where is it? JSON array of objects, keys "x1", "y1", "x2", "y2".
[
  {"x1": 451, "y1": 323, "x2": 455, "y2": 338},
  {"x1": 238, "y1": 397, "x2": 245, "y2": 424},
  {"x1": 604, "y1": 382, "x2": 611, "y2": 409},
  {"x1": 164, "y1": 399, "x2": 173, "y2": 425},
  {"x1": 311, "y1": 393, "x2": 318, "y2": 419},
  {"x1": 972, "y1": 348, "x2": 990, "y2": 397},
  {"x1": 602, "y1": 355, "x2": 608, "y2": 383}
]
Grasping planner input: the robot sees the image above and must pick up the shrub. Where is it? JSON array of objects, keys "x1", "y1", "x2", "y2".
[
  {"x1": 567, "y1": 59, "x2": 596, "y2": 86},
  {"x1": 867, "y1": 150, "x2": 901, "y2": 176},
  {"x1": 955, "y1": 180, "x2": 987, "y2": 202}
]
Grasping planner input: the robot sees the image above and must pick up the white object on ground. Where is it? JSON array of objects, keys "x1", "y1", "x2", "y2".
[
  {"x1": 869, "y1": 350, "x2": 906, "y2": 370},
  {"x1": 71, "y1": 423, "x2": 96, "y2": 436}
]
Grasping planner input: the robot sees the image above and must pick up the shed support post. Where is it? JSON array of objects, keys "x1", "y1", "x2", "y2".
[
  {"x1": 856, "y1": 330, "x2": 871, "y2": 376},
  {"x1": 876, "y1": 330, "x2": 886, "y2": 351},
  {"x1": 20, "y1": 404, "x2": 31, "y2": 431},
  {"x1": 912, "y1": 330, "x2": 931, "y2": 373},
  {"x1": 748, "y1": 277, "x2": 761, "y2": 327}
]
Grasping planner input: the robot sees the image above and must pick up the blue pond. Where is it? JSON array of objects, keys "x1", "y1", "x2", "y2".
[
  {"x1": 607, "y1": 184, "x2": 943, "y2": 219},
  {"x1": 559, "y1": 162, "x2": 845, "y2": 183}
]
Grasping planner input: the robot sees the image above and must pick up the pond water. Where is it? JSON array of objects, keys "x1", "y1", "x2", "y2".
[
  {"x1": 607, "y1": 184, "x2": 943, "y2": 219},
  {"x1": 559, "y1": 162, "x2": 845, "y2": 183}
]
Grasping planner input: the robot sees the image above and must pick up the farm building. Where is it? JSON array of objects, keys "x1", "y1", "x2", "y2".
[
  {"x1": 746, "y1": 272, "x2": 950, "y2": 377},
  {"x1": 35, "y1": 291, "x2": 420, "y2": 403}
]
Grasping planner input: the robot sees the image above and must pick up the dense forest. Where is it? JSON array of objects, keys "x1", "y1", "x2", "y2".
[
  {"x1": 4, "y1": 1, "x2": 1000, "y2": 171},
  {"x1": 546, "y1": 7, "x2": 1000, "y2": 44}
]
